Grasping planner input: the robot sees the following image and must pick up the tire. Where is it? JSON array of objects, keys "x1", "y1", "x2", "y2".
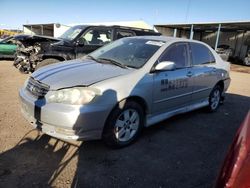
[
  {"x1": 207, "y1": 85, "x2": 222, "y2": 112},
  {"x1": 35, "y1": 58, "x2": 60, "y2": 70},
  {"x1": 102, "y1": 101, "x2": 144, "y2": 148}
]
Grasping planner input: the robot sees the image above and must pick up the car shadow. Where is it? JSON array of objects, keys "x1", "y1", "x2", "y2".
[
  {"x1": 0, "y1": 130, "x2": 80, "y2": 188},
  {"x1": 71, "y1": 93, "x2": 250, "y2": 188},
  {"x1": 0, "y1": 93, "x2": 249, "y2": 188}
]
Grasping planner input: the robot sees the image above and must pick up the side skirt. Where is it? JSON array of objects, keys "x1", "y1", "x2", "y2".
[{"x1": 146, "y1": 99, "x2": 209, "y2": 127}]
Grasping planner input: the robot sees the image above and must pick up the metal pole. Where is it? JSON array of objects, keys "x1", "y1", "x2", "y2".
[
  {"x1": 238, "y1": 31, "x2": 245, "y2": 58},
  {"x1": 189, "y1": 24, "x2": 194, "y2": 39},
  {"x1": 233, "y1": 31, "x2": 238, "y2": 57},
  {"x1": 173, "y1": 28, "x2": 177, "y2": 37},
  {"x1": 215, "y1": 24, "x2": 221, "y2": 50},
  {"x1": 41, "y1": 25, "x2": 43, "y2": 35}
]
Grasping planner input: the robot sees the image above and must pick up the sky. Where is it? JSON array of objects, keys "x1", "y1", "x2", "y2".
[{"x1": 1, "y1": 0, "x2": 250, "y2": 29}]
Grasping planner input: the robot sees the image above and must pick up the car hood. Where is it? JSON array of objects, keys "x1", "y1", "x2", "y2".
[
  {"x1": 13, "y1": 34, "x2": 60, "y2": 42},
  {"x1": 13, "y1": 34, "x2": 60, "y2": 46},
  {"x1": 32, "y1": 59, "x2": 134, "y2": 90}
]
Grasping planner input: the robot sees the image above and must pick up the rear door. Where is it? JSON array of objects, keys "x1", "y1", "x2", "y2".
[
  {"x1": 152, "y1": 42, "x2": 193, "y2": 114},
  {"x1": 189, "y1": 42, "x2": 218, "y2": 102}
]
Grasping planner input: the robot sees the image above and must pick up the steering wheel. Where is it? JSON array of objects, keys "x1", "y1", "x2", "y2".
[{"x1": 78, "y1": 37, "x2": 89, "y2": 45}]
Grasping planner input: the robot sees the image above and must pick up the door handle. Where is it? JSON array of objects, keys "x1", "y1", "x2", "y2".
[{"x1": 186, "y1": 71, "x2": 193, "y2": 77}]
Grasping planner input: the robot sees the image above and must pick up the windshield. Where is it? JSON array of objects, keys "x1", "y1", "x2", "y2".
[
  {"x1": 60, "y1": 26, "x2": 86, "y2": 40},
  {"x1": 0, "y1": 36, "x2": 12, "y2": 44},
  {"x1": 89, "y1": 38, "x2": 164, "y2": 68}
]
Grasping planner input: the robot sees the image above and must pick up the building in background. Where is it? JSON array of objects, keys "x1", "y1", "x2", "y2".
[
  {"x1": 155, "y1": 21, "x2": 250, "y2": 62},
  {"x1": 23, "y1": 21, "x2": 154, "y2": 38},
  {"x1": 68, "y1": 20, "x2": 154, "y2": 30},
  {"x1": 23, "y1": 23, "x2": 71, "y2": 38}
]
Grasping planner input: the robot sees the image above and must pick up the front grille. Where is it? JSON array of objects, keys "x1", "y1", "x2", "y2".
[{"x1": 26, "y1": 77, "x2": 50, "y2": 97}]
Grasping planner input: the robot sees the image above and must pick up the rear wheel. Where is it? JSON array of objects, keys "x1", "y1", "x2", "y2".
[
  {"x1": 102, "y1": 101, "x2": 144, "y2": 148},
  {"x1": 208, "y1": 85, "x2": 222, "y2": 112},
  {"x1": 35, "y1": 58, "x2": 60, "y2": 70}
]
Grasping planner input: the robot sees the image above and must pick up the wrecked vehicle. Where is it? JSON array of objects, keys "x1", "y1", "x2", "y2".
[
  {"x1": 13, "y1": 25, "x2": 161, "y2": 73},
  {"x1": 244, "y1": 49, "x2": 250, "y2": 66},
  {"x1": 216, "y1": 44, "x2": 234, "y2": 61},
  {"x1": 13, "y1": 35, "x2": 60, "y2": 73}
]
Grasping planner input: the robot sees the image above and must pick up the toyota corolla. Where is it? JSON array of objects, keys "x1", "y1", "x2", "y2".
[{"x1": 19, "y1": 36, "x2": 230, "y2": 148}]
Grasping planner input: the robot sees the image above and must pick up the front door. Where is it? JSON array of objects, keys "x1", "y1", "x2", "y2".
[{"x1": 152, "y1": 42, "x2": 193, "y2": 114}]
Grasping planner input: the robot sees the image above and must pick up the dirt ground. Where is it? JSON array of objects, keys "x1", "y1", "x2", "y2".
[
  {"x1": 230, "y1": 63, "x2": 250, "y2": 74},
  {"x1": 0, "y1": 60, "x2": 249, "y2": 188}
]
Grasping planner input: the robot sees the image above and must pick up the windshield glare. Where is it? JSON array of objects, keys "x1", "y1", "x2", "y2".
[
  {"x1": 89, "y1": 38, "x2": 164, "y2": 68},
  {"x1": 60, "y1": 26, "x2": 85, "y2": 40}
]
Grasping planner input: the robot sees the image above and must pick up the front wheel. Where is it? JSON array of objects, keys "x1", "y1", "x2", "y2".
[
  {"x1": 102, "y1": 101, "x2": 144, "y2": 148},
  {"x1": 208, "y1": 85, "x2": 222, "y2": 112}
]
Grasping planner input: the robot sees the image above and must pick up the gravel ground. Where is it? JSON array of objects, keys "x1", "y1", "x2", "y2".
[{"x1": 0, "y1": 60, "x2": 249, "y2": 188}]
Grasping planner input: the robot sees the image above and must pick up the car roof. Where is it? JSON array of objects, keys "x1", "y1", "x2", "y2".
[
  {"x1": 127, "y1": 35, "x2": 205, "y2": 44},
  {"x1": 72, "y1": 24, "x2": 157, "y2": 32}
]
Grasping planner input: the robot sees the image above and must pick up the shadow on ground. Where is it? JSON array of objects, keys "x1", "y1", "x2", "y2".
[
  {"x1": 0, "y1": 132, "x2": 79, "y2": 188},
  {"x1": 0, "y1": 93, "x2": 249, "y2": 188}
]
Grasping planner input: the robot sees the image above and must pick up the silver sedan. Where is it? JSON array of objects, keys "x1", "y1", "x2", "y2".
[{"x1": 19, "y1": 36, "x2": 230, "y2": 148}]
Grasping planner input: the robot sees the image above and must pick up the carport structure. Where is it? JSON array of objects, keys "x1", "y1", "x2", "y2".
[
  {"x1": 23, "y1": 23, "x2": 70, "y2": 38},
  {"x1": 155, "y1": 21, "x2": 250, "y2": 60}
]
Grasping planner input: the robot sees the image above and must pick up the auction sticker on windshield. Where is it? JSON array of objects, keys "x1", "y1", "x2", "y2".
[{"x1": 146, "y1": 41, "x2": 165, "y2": 46}]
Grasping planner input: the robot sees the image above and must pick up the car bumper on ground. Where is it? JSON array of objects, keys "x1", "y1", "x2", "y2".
[{"x1": 19, "y1": 87, "x2": 113, "y2": 141}]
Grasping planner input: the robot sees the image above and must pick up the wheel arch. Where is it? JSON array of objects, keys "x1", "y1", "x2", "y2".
[
  {"x1": 215, "y1": 80, "x2": 225, "y2": 91},
  {"x1": 102, "y1": 95, "x2": 148, "y2": 137}
]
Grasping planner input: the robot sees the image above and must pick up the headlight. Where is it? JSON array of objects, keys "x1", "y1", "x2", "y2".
[{"x1": 47, "y1": 87, "x2": 101, "y2": 105}]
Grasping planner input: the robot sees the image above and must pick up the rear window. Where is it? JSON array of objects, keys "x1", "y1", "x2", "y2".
[
  {"x1": 190, "y1": 43, "x2": 215, "y2": 65},
  {"x1": 116, "y1": 30, "x2": 135, "y2": 39}
]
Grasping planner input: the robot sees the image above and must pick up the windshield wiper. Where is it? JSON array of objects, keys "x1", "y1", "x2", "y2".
[
  {"x1": 125, "y1": 65, "x2": 138, "y2": 69},
  {"x1": 97, "y1": 58, "x2": 127, "y2": 69},
  {"x1": 85, "y1": 55, "x2": 101, "y2": 63}
]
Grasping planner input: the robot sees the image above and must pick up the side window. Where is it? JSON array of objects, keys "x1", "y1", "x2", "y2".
[
  {"x1": 159, "y1": 43, "x2": 189, "y2": 68},
  {"x1": 190, "y1": 43, "x2": 215, "y2": 65},
  {"x1": 79, "y1": 28, "x2": 112, "y2": 45},
  {"x1": 116, "y1": 30, "x2": 135, "y2": 39}
]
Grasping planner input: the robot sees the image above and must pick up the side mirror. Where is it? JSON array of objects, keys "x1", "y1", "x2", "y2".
[
  {"x1": 154, "y1": 61, "x2": 176, "y2": 71},
  {"x1": 76, "y1": 39, "x2": 85, "y2": 47}
]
